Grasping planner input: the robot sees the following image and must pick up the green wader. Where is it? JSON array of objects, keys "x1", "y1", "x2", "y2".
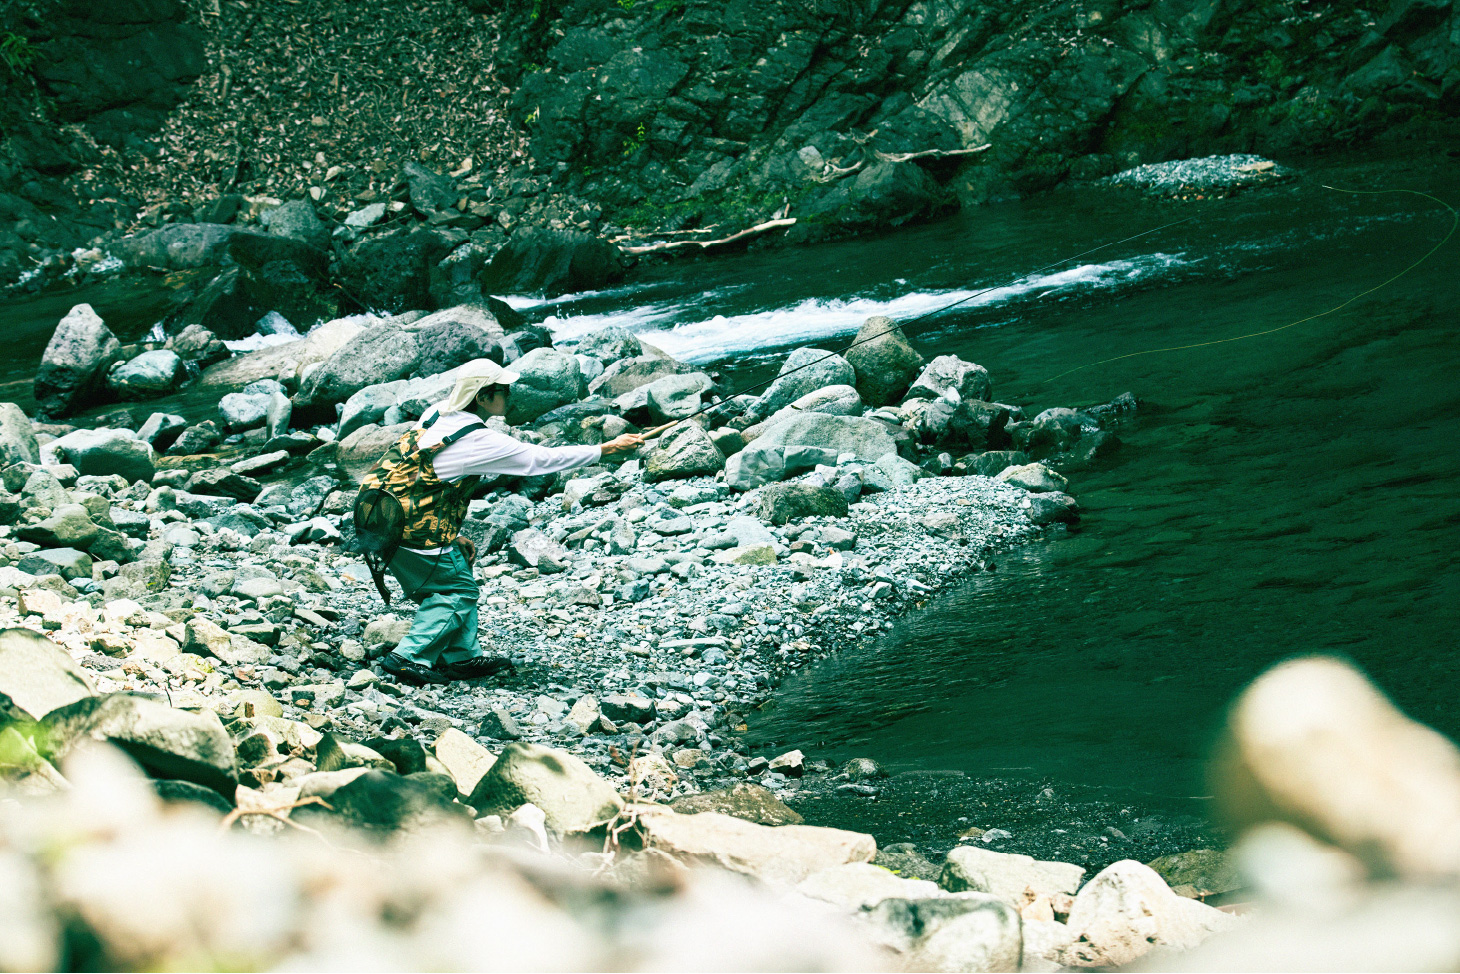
[{"x1": 387, "y1": 545, "x2": 482, "y2": 668}]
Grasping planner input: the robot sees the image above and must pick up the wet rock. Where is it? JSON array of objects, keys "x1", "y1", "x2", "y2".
[
  {"x1": 136, "y1": 413, "x2": 186, "y2": 452},
  {"x1": 0, "y1": 402, "x2": 40, "y2": 467},
  {"x1": 670, "y1": 782, "x2": 804, "y2": 826},
  {"x1": 1015, "y1": 407, "x2": 1082, "y2": 458},
  {"x1": 1215, "y1": 656, "x2": 1460, "y2": 879},
  {"x1": 636, "y1": 805, "x2": 876, "y2": 885},
  {"x1": 337, "y1": 228, "x2": 454, "y2": 314},
  {"x1": 960, "y1": 450, "x2": 1029, "y2": 477},
  {"x1": 505, "y1": 348, "x2": 587, "y2": 425},
  {"x1": 44, "y1": 694, "x2": 237, "y2": 795},
  {"x1": 107, "y1": 350, "x2": 186, "y2": 400},
  {"x1": 0, "y1": 628, "x2": 96, "y2": 722},
  {"x1": 466, "y1": 741, "x2": 624, "y2": 835},
  {"x1": 34, "y1": 304, "x2": 121, "y2": 418},
  {"x1": 480, "y1": 227, "x2": 625, "y2": 299},
  {"x1": 168, "y1": 421, "x2": 222, "y2": 456},
  {"x1": 644, "y1": 422, "x2": 724, "y2": 482},
  {"x1": 996, "y1": 462, "x2": 1068, "y2": 493},
  {"x1": 164, "y1": 323, "x2": 229, "y2": 367},
  {"x1": 904, "y1": 355, "x2": 992, "y2": 405},
  {"x1": 573, "y1": 326, "x2": 642, "y2": 365},
  {"x1": 47, "y1": 428, "x2": 156, "y2": 482},
  {"x1": 940, "y1": 846, "x2": 1085, "y2": 904},
  {"x1": 752, "y1": 482, "x2": 849, "y2": 524},
  {"x1": 1056, "y1": 860, "x2": 1236, "y2": 967},
  {"x1": 726, "y1": 413, "x2": 900, "y2": 490},
  {"x1": 756, "y1": 348, "x2": 856, "y2": 418},
  {"x1": 843, "y1": 316, "x2": 925, "y2": 407},
  {"x1": 1026, "y1": 492, "x2": 1079, "y2": 525}
]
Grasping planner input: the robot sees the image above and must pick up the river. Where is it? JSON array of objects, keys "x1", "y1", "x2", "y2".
[{"x1": 4, "y1": 147, "x2": 1457, "y2": 855}]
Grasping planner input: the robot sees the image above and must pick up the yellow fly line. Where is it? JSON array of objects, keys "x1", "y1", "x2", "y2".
[{"x1": 1043, "y1": 187, "x2": 1459, "y2": 384}]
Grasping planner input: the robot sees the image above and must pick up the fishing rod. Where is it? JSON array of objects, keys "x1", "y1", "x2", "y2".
[
  {"x1": 638, "y1": 215, "x2": 1197, "y2": 440},
  {"x1": 1043, "y1": 187, "x2": 1457, "y2": 383}
]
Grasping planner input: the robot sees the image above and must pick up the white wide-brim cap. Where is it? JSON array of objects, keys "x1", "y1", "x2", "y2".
[{"x1": 433, "y1": 358, "x2": 522, "y2": 414}]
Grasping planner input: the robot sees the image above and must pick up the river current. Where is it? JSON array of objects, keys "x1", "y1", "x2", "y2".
[{"x1": 4, "y1": 149, "x2": 1457, "y2": 829}]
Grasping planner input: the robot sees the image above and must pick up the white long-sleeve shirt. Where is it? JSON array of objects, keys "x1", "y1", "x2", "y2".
[{"x1": 417, "y1": 410, "x2": 602, "y2": 483}]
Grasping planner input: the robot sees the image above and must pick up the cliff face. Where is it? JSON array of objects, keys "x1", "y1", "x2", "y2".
[
  {"x1": 0, "y1": 0, "x2": 206, "y2": 280},
  {"x1": 501, "y1": 0, "x2": 1459, "y2": 239}
]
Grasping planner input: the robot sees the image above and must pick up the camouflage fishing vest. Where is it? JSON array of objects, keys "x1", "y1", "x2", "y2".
[{"x1": 357, "y1": 423, "x2": 483, "y2": 549}]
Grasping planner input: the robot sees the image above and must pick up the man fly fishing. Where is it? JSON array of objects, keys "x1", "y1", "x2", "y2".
[{"x1": 351, "y1": 359, "x2": 644, "y2": 686}]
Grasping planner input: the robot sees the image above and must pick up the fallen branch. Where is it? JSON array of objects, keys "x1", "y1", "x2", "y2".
[
  {"x1": 875, "y1": 143, "x2": 992, "y2": 163},
  {"x1": 620, "y1": 218, "x2": 797, "y2": 255}
]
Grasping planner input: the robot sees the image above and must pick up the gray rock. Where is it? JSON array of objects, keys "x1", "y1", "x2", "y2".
[
  {"x1": 34, "y1": 304, "x2": 121, "y2": 417},
  {"x1": 644, "y1": 423, "x2": 725, "y2": 482},
  {"x1": 751, "y1": 482, "x2": 849, "y2": 524},
  {"x1": 400, "y1": 161, "x2": 458, "y2": 216},
  {"x1": 17, "y1": 504, "x2": 99, "y2": 548},
  {"x1": 165, "y1": 323, "x2": 229, "y2": 366},
  {"x1": 168, "y1": 421, "x2": 222, "y2": 456},
  {"x1": 260, "y1": 199, "x2": 330, "y2": 250},
  {"x1": 17, "y1": 548, "x2": 93, "y2": 581},
  {"x1": 645, "y1": 373, "x2": 713, "y2": 423},
  {"x1": 588, "y1": 354, "x2": 690, "y2": 398},
  {"x1": 507, "y1": 528, "x2": 571, "y2": 573},
  {"x1": 136, "y1": 413, "x2": 186, "y2": 451},
  {"x1": 904, "y1": 354, "x2": 992, "y2": 405},
  {"x1": 844, "y1": 315, "x2": 925, "y2": 407},
  {"x1": 1026, "y1": 492, "x2": 1079, "y2": 525},
  {"x1": 265, "y1": 390, "x2": 292, "y2": 439},
  {"x1": 294, "y1": 322, "x2": 420, "y2": 411},
  {"x1": 480, "y1": 707, "x2": 524, "y2": 740},
  {"x1": 43, "y1": 692, "x2": 237, "y2": 795},
  {"x1": 960, "y1": 451, "x2": 1029, "y2": 477},
  {"x1": 409, "y1": 305, "x2": 505, "y2": 378},
  {"x1": 108, "y1": 508, "x2": 151, "y2": 539},
  {"x1": 670, "y1": 782, "x2": 804, "y2": 826},
  {"x1": 725, "y1": 515, "x2": 778, "y2": 548},
  {"x1": 599, "y1": 693, "x2": 655, "y2": 724},
  {"x1": 466, "y1": 741, "x2": 624, "y2": 835},
  {"x1": 336, "y1": 423, "x2": 412, "y2": 483},
  {"x1": 0, "y1": 628, "x2": 96, "y2": 722},
  {"x1": 756, "y1": 348, "x2": 856, "y2": 418},
  {"x1": 185, "y1": 468, "x2": 262, "y2": 502},
  {"x1": 338, "y1": 381, "x2": 407, "y2": 441},
  {"x1": 996, "y1": 462, "x2": 1068, "y2": 493},
  {"x1": 47, "y1": 429, "x2": 156, "y2": 483},
  {"x1": 218, "y1": 393, "x2": 270, "y2": 432},
  {"x1": 1014, "y1": 407, "x2": 1082, "y2": 458},
  {"x1": 107, "y1": 350, "x2": 186, "y2": 400},
  {"x1": 867, "y1": 896, "x2": 1022, "y2": 972},
  {"x1": 0, "y1": 403, "x2": 40, "y2": 467},
  {"x1": 573, "y1": 325, "x2": 642, "y2": 365},
  {"x1": 940, "y1": 845, "x2": 1085, "y2": 903},
  {"x1": 726, "y1": 413, "x2": 900, "y2": 490},
  {"x1": 505, "y1": 348, "x2": 586, "y2": 426}
]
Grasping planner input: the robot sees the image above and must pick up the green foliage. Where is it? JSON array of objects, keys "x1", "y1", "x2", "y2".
[
  {"x1": 1, "y1": 30, "x2": 35, "y2": 77},
  {"x1": 622, "y1": 121, "x2": 647, "y2": 156}
]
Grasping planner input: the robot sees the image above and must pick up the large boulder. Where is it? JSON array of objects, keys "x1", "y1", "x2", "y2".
[
  {"x1": 843, "y1": 315, "x2": 925, "y2": 407},
  {"x1": 0, "y1": 628, "x2": 96, "y2": 722},
  {"x1": 480, "y1": 228, "x2": 625, "y2": 299},
  {"x1": 46, "y1": 428, "x2": 156, "y2": 483},
  {"x1": 338, "y1": 381, "x2": 407, "y2": 441},
  {"x1": 17, "y1": 504, "x2": 100, "y2": 549},
  {"x1": 1056, "y1": 860, "x2": 1236, "y2": 968},
  {"x1": 904, "y1": 354, "x2": 992, "y2": 404},
  {"x1": 293, "y1": 322, "x2": 420, "y2": 413},
  {"x1": 573, "y1": 326, "x2": 642, "y2": 365},
  {"x1": 43, "y1": 693, "x2": 238, "y2": 795},
  {"x1": 0, "y1": 403, "x2": 40, "y2": 467},
  {"x1": 198, "y1": 316, "x2": 364, "y2": 389},
  {"x1": 505, "y1": 348, "x2": 586, "y2": 426},
  {"x1": 17, "y1": 548, "x2": 93, "y2": 581},
  {"x1": 408, "y1": 306, "x2": 505, "y2": 378},
  {"x1": 644, "y1": 373, "x2": 712, "y2": 423},
  {"x1": 755, "y1": 348, "x2": 856, "y2": 418},
  {"x1": 337, "y1": 228, "x2": 455, "y2": 314},
  {"x1": 107, "y1": 350, "x2": 186, "y2": 400},
  {"x1": 644, "y1": 422, "x2": 725, "y2": 482},
  {"x1": 34, "y1": 304, "x2": 121, "y2": 417},
  {"x1": 588, "y1": 354, "x2": 692, "y2": 398},
  {"x1": 750, "y1": 482, "x2": 849, "y2": 524},
  {"x1": 466, "y1": 741, "x2": 624, "y2": 835},
  {"x1": 725, "y1": 413, "x2": 900, "y2": 490},
  {"x1": 939, "y1": 846, "x2": 1086, "y2": 903},
  {"x1": 635, "y1": 805, "x2": 876, "y2": 885},
  {"x1": 336, "y1": 423, "x2": 411, "y2": 483}
]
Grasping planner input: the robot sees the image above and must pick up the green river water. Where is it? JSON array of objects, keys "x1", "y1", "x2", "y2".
[{"x1": 3, "y1": 148, "x2": 1457, "y2": 843}]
